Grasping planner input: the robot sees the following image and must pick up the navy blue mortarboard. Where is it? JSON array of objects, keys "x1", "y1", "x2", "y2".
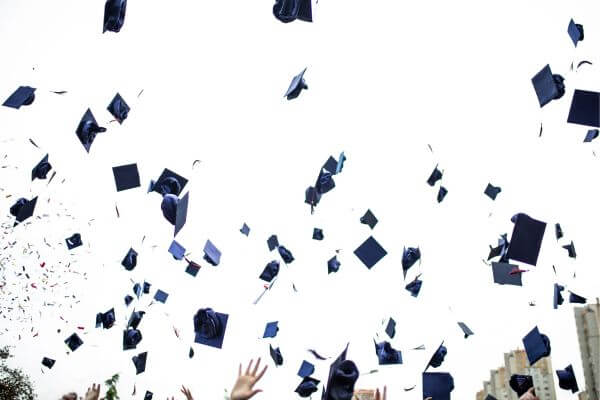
[
  {"x1": 267, "y1": 235, "x2": 279, "y2": 251},
  {"x1": 298, "y1": 360, "x2": 315, "y2": 378},
  {"x1": 296, "y1": 376, "x2": 320, "y2": 398},
  {"x1": 284, "y1": 68, "x2": 308, "y2": 100},
  {"x1": 3, "y1": 86, "x2": 35, "y2": 109},
  {"x1": 278, "y1": 245, "x2": 294, "y2": 264},
  {"x1": 185, "y1": 261, "x2": 201, "y2": 277},
  {"x1": 112, "y1": 164, "x2": 140, "y2": 192},
  {"x1": 240, "y1": 223, "x2": 250, "y2": 236},
  {"x1": 168, "y1": 240, "x2": 186, "y2": 260},
  {"x1": 437, "y1": 186, "x2": 448, "y2": 203},
  {"x1": 555, "y1": 223, "x2": 564, "y2": 240},
  {"x1": 556, "y1": 364, "x2": 579, "y2": 393},
  {"x1": 123, "y1": 328, "x2": 143, "y2": 350},
  {"x1": 427, "y1": 166, "x2": 443, "y2": 186},
  {"x1": 143, "y1": 282, "x2": 151, "y2": 294},
  {"x1": 144, "y1": 391, "x2": 153, "y2": 400},
  {"x1": 553, "y1": 284, "x2": 565, "y2": 309},
  {"x1": 584, "y1": 129, "x2": 599, "y2": 143},
  {"x1": 203, "y1": 240, "x2": 221, "y2": 266},
  {"x1": 360, "y1": 210, "x2": 378, "y2": 229},
  {"x1": 107, "y1": 93, "x2": 130, "y2": 123},
  {"x1": 305, "y1": 186, "x2": 321, "y2": 211},
  {"x1": 569, "y1": 291, "x2": 587, "y2": 304},
  {"x1": 122, "y1": 248, "x2": 137, "y2": 271},
  {"x1": 484, "y1": 183, "x2": 502, "y2": 200},
  {"x1": 153, "y1": 289, "x2": 168, "y2": 303},
  {"x1": 270, "y1": 344, "x2": 283, "y2": 366},
  {"x1": 567, "y1": 89, "x2": 600, "y2": 128},
  {"x1": 273, "y1": 0, "x2": 312, "y2": 23},
  {"x1": 405, "y1": 277, "x2": 423, "y2": 297},
  {"x1": 354, "y1": 236, "x2": 387, "y2": 269},
  {"x1": 457, "y1": 322, "x2": 474, "y2": 338},
  {"x1": 260, "y1": 260, "x2": 280, "y2": 282},
  {"x1": 506, "y1": 213, "x2": 546, "y2": 266},
  {"x1": 509, "y1": 374, "x2": 533, "y2": 397},
  {"x1": 522, "y1": 326, "x2": 551, "y2": 365},
  {"x1": 103, "y1": 0, "x2": 127, "y2": 33},
  {"x1": 132, "y1": 283, "x2": 142, "y2": 298},
  {"x1": 488, "y1": 234, "x2": 509, "y2": 261},
  {"x1": 328, "y1": 256, "x2": 341, "y2": 274},
  {"x1": 425, "y1": 342, "x2": 447, "y2": 371},
  {"x1": 313, "y1": 228, "x2": 324, "y2": 240},
  {"x1": 322, "y1": 344, "x2": 359, "y2": 400},
  {"x1": 316, "y1": 169, "x2": 335, "y2": 194},
  {"x1": 568, "y1": 19, "x2": 584, "y2": 47},
  {"x1": 374, "y1": 340, "x2": 402, "y2": 365},
  {"x1": 194, "y1": 308, "x2": 228, "y2": 349},
  {"x1": 402, "y1": 246, "x2": 421, "y2": 278},
  {"x1": 10, "y1": 196, "x2": 37, "y2": 226},
  {"x1": 492, "y1": 262, "x2": 522, "y2": 286},
  {"x1": 31, "y1": 154, "x2": 52, "y2": 181},
  {"x1": 65, "y1": 233, "x2": 83, "y2": 250},
  {"x1": 531, "y1": 65, "x2": 565, "y2": 108},
  {"x1": 76, "y1": 109, "x2": 106, "y2": 153},
  {"x1": 132, "y1": 351, "x2": 147, "y2": 374},
  {"x1": 124, "y1": 295, "x2": 134, "y2": 306},
  {"x1": 263, "y1": 321, "x2": 279, "y2": 338},
  {"x1": 385, "y1": 318, "x2": 396, "y2": 339},
  {"x1": 42, "y1": 357, "x2": 55, "y2": 369},
  {"x1": 128, "y1": 310, "x2": 145, "y2": 330},
  {"x1": 172, "y1": 192, "x2": 190, "y2": 236},
  {"x1": 153, "y1": 169, "x2": 188, "y2": 197},
  {"x1": 65, "y1": 333, "x2": 83, "y2": 351},
  {"x1": 322, "y1": 156, "x2": 338, "y2": 175},
  {"x1": 563, "y1": 241, "x2": 576, "y2": 258},
  {"x1": 98, "y1": 308, "x2": 116, "y2": 329},
  {"x1": 423, "y1": 372, "x2": 454, "y2": 400}
]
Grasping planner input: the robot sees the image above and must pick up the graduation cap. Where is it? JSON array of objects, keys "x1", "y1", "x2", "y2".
[
  {"x1": 65, "y1": 333, "x2": 83, "y2": 352},
  {"x1": 385, "y1": 318, "x2": 396, "y2": 339},
  {"x1": 553, "y1": 284, "x2": 565, "y2": 309},
  {"x1": 437, "y1": 186, "x2": 448, "y2": 203},
  {"x1": 298, "y1": 360, "x2": 315, "y2": 378},
  {"x1": 569, "y1": 291, "x2": 587, "y2": 304},
  {"x1": 124, "y1": 295, "x2": 134, "y2": 306},
  {"x1": 423, "y1": 372, "x2": 454, "y2": 400},
  {"x1": 506, "y1": 213, "x2": 546, "y2": 266},
  {"x1": 153, "y1": 169, "x2": 188, "y2": 196},
  {"x1": 531, "y1": 65, "x2": 565, "y2": 108},
  {"x1": 425, "y1": 342, "x2": 447, "y2": 371},
  {"x1": 313, "y1": 228, "x2": 324, "y2": 240},
  {"x1": 203, "y1": 240, "x2": 221, "y2": 266},
  {"x1": 305, "y1": 186, "x2": 321, "y2": 211},
  {"x1": 405, "y1": 277, "x2": 422, "y2": 297},
  {"x1": 194, "y1": 308, "x2": 228, "y2": 349},
  {"x1": 240, "y1": 223, "x2": 250, "y2": 236},
  {"x1": 296, "y1": 376, "x2": 320, "y2": 398},
  {"x1": 161, "y1": 192, "x2": 189, "y2": 236},
  {"x1": 354, "y1": 236, "x2": 387, "y2": 269},
  {"x1": 144, "y1": 391, "x2": 153, "y2": 400},
  {"x1": 185, "y1": 261, "x2": 201, "y2": 277},
  {"x1": 492, "y1": 262, "x2": 522, "y2": 286},
  {"x1": 168, "y1": 240, "x2": 186, "y2": 260},
  {"x1": 316, "y1": 169, "x2": 335, "y2": 194},
  {"x1": 584, "y1": 129, "x2": 599, "y2": 143},
  {"x1": 107, "y1": 93, "x2": 130, "y2": 123},
  {"x1": 484, "y1": 183, "x2": 501, "y2": 200},
  {"x1": 563, "y1": 241, "x2": 576, "y2": 258},
  {"x1": 284, "y1": 68, "x2": 308, "y2": 100},
  {"x1": 374, "y1": 340, "x2": 402, "y2": 365},
  {"x1": 154, "y1": 290, "x2": 168, "y2": 303},
  {"x1": 555, "y1": 223, "x2": 564, "y2": 240},
  {"x1": 65, "y1": 233, "x2": 83, "y2": 250},
  {"x1": 42, "y1": 357, "x2": 55, "y2": 369},
  {"x1": 328, "y1": 256, "x2": 341, "y2": 274},
  {"x1": 321, "y1": 344, "x2": 359, "y2": 400},
  {"x1": 128, "y1": 310, "x2": 145, "y2": 330},
  {"x1": 273, "y1": 0, "x2": 312, "y2": 23},
  {"x1": 97, "y1": 308, "x2": 116, "y2": 329},
  {"x1": 121, "y1": 248, "x2": 138, "y2": 271},
  {"x1": 427, "y1": 166, "x2": 443, "y2": 186},
  {"x1": 267, "y1": 235, "x2": 279, "y2": 251},
  {"x1": 132, "y1": 351, "x2": 147, "y2": 374},
  {"x1": 123, "y1": 329, "x2": 143, "y2": 350},
  {"x1": 457, "y1": 322, "x2": 474, "y2": 338},
  {"x1": 568, "y1": 19, "x2": 584, "y2": 47},
  {"x1": 278, "y1": 245, "x2": 294, "y2": 264},
  {"x1": 3, "y1": 86, "x2": 35, "y2": 109},
  {"x1": 269, "y1": 344, "x2": 283, "y2": 366},
  {"x1": 76, "y1": 109, "x2": 106, "y2": 153},
  {"x1": 322, "y1": 156, "x2": 338, "y2": 175},
  {"x1": 556, "y1": 364, "x2": 579, "y2": 393},
  {"x1": 112, "y1": 164, "x2": 140, "y2": 192},
  {"x1": 259, "y1": 260, "x2": 280, "y2": 282},
  {"x1": 509, "y1": 374, "x2": 533, "y2": 397},
  {"x1": 522, "y1": 326, "x2": 551, "y2": 366},
  {"x1": 488, "y1": 234, "x2": 510, "y2": 262},
  {"x1": 9, "y1": 197, "x2": 37, "y2": 226},
  {"x1": 143, "y1": 281, "x2": 151, "y2": 294},
  {"x1": 336, "y1": 152, "x2": 346, "y2": 174},
  {"x1": 402, "y1": 246, "x2": 421, "y2": 278},
  {"x1": 31, "y1": 154, "x2": 52, "y2": 181},
  {"x1": 567, "y1": 89, "x2": 600, "y2": 128},
  {"x1": 263, "y1": 321, "x2": 279, "y2": 338},
  {"x1": 360, "y1": 210, "x2": 378, "y2": 229},
  {"x1": 103, "y1": 0, "x2": 127, "y2": 33}
]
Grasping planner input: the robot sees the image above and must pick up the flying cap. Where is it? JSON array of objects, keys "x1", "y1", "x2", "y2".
[
  {"x1": 531, "y1": 65, "x2": 565, "y2": 108},
  {"x1": 354, "y1": 236, "x2": 387, "y2": 269},
  {"x1": 194, "y1": 308, "x2": 228, "y2": 349},
  {"x1": 522, "y1": 326, "x2": 551, "y2": 365},
  {"x1": 31, "y1": 154, "x2": 52, "y2": 181},
  {"x1": 273, "y1": 0, "x2": 312, "y2": 23},
  {"x1": 113, "y1": 164, "x2": 141, "y2": 192},
  {"x1": 3, "y1": 86, "x2": 35, "y2": 109},
  {"x1": 284, "y1": 68, "x2": 308, "y2": 100},
  {"x1": 107, "y1": 93, "x2": 130, "y2": 123},
  {"x1": 103, "y1": 0, "x2": 127, "y2": 33},
  {"x1": 506, "y1": 213, "x2": 546, "y2": 266},
  {"x1": 76, "y1": 109, "x2": 106, "y2": 153}
]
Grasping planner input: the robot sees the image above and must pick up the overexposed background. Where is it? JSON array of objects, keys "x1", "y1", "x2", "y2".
[{"x1": 0, "y1": 0, "x2": 599, "y2": 399}]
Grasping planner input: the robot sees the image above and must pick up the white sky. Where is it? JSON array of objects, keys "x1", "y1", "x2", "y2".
[{"x1": 1, "y1": 0, "x2": 600, "y2": 399}]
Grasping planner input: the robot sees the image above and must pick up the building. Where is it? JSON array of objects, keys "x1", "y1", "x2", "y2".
[{"x1": 574, "y1": 301, "x2": 600, "y2": 400}]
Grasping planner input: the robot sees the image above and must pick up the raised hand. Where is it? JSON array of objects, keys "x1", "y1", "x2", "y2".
[
  {"x1": 231, "y1": 358, "x2": 268, "y2": 400},
  {"x1": 83, "y1": 384, "x2": 101, "y2": 400},
  {"x1": 375, "y1": 386, "x2": 387, "y2": 400},
  {"x1": 520, "y1": 387, "x2": 539, "y2": 400},
  {"x1": 181, "y1": 385, "x2": 194, "y2": 400}
]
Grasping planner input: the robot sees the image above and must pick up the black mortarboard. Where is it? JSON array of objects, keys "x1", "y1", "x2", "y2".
[
  {"x1": 273, "y1": 0, "x2": 312, "y2": 23},
  {"x1": 284, "y1": 68, "x2": 308, "y2": 100},
  {"x1": 584, "y1": 129, "x2": 599, "y2": 143},
  {"x1": 569, "y1": 291, "x2": 587, "y2": 304},
  {"x1": 457, "y1": 322, "x2": 474, "y2": 338},
  {"x1": 203, "y1": 240, "x2": 221, "y2": 266},
  {"x1": 374, "y1": 340, "x2": 402, "y2": 365},
  {"x1": 506, "y1": 213, "x2": 546, "y2": 266},
  {"x1": 154, "y1": 289, "x2": 168, "y2": 303},
  {"x1": 270, "y1": 344, "x2": 283, "y2": 366},
  {"x1": 425, "y1": 342, "x2": 447, "y2": 371},
  {"x1": 509, "y1": 374, "x2": 533, "y2": 397},
  {"x1": 107, "y1": 93, "x2": 130, "y2": 123},
  {"x1": 10, "y1": 197, "x2": 37, "y2": 226},
  {"x1": 240, "y1": 223, "x2": 250, "y2": 236},
  {"x1": 144, "y1": 391, "x2": 153, "y2": 400},
  {"x1": 98, "y1": 308, "x2": 116, "y2": 329},
  {"x1": 555, "y1": 223, "x2": 564, "y2": 240},
  {"x1": 122, "y1": 248, "x2": 138, "y2": 271},
  {"x1": 173, "y1": 192, "x2": 190, "y2": 236},
  {"x1": 42, "y1": 357, "x2": 55, "y2": 369},
  {"x1": 267, "y1": 235, "x2": 279, "y2": 251},
  {"x1": 313, "y1": 228, "x2": 324, "y2": 240},
  {"x1": 31, "y1": 154, "x2": 52, "y2": 181},
  {"x1": 305, "y1": 186, "x2": 321, "y2": 210},
  {"x1": 103, "y1": 0, "x2": 127, "y2": 33},
  {"x1": 133, "y1": 283, "x2": 142, "y2": 298},
  {"x1": 492, "y1": 262, "x2": 522, "y2": 286},
  {"x1": 484, "y1": 183, "x2": 502, "y2": 200},
  {"x1": 65, "y1": 333, "x2": 83, "y2": 352},
  {"x1": 322, "y1": 156, "x2": 338, "y2": 174},
  {"x1": 263, "y1": 321, "x2": 279, "y2": 338},
  {"x1": 296, "y1": 376, "x2": 320, "y2": 398},
  {"x1": 128, "y1": 310, "x2": 145, "y2": 329},
  {"x1": 76, "y1": 109, "x2": 106, "y2": 153},
  {"x1": 112, "y1": 164, "x2": 140, "y2": 192},
  {"x1": 260, "y1": 260, "x2": 280, "y2": 282},
  {"x1": 65, "y1": 233, "x2": 83, "y2": 250},
  {"x1": 554, "y1": 283, "x2": 565, "y2": 309},
  {"x1": 185, "y1": 261, "x2": 201, "y2": 277},
  {"x1": 385, "y1": 318, "x2": 396, "y2": 339},
  {"x1": 405, "y1": 278, "x2": 423, "y2": 297},
  {"x1": 567, "y1": 89, "x2": 600, "y2": 128},
  {"x1": 360, "y1": 210, "x2": 378, "y2": 229},
  {"x1": 402, "y1": 246, "x2": 421, "y2": 278},
  {"x1": 427, "y1": 166, "x2": 443, "y2": 186},
  {"x1": 123, "y1": 328, "x2": 143, "y2": 350},
  {"x1": 354, "y1": 236, "x2": 387, "y2": 269},
  {"x1": 132, "y1": 352, "x2": 147, "y2": 374},
  {"x1": 322, "y1": 344, "x2": 359, "y2": 400},
  {"x1": 437, "y1": 186, "x2": 448, "y2": 203},
  {"x1": 3, "y1": 86, "x2": 35, "y2": 109},
  {"x1": 316, "y1": 169, "x2": 335, "y2": 194},
  {"x1": 563, "y1": 241, "x2": 576, "y2": 258},
  {"x1": 568, "y1": 19, "x2": 584, "y2": 47},
  {"x1": 278, "y1": 245, "x2": 295, "y2": 264},
  {"x1": 153, "y1": 169, "x2": 188, "y2": 197},
  {"x1": 531, "y1": 65, "x2": 565, "y2": 108},
  {"x1": 298, "y1": 360, "x2": 315, "y2": 378},
  {"x1": 556, "y1": 364, "x2": 579, "y2": 393},
  {"x1": 124, "y1": 295, "x2": 134, "y2": 306},
  {"x1": 522, "y1": 326, "x2": 551, "y2": 366},
  {"x1": 143, "y1": 281, "x2": 151, "y2": 294},
  {"x1": 422, "y1": 372, "x2": 454, "y2": 400},
  {"x1": 328, "y1": 255, "x2": 341, "y2": 274},
  {"x1": 194, "y1": 308, "x2": 228, "y2": 349},
  {"x1": 168, "y1": 240, "x2": 186, "y2": 260}
]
